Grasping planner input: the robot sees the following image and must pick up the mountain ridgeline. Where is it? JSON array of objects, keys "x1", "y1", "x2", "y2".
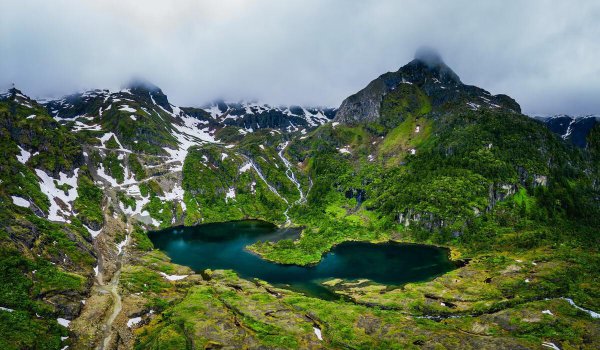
[
  {"x1": 335, "y1": 49, "x2": 520, "y2": 125},
  {"x1": 0, "y1": 51, "x2": 599, "y2": 350},
  {"x1": 533, "y1": 114, "x2": 600, "y2": 148}
]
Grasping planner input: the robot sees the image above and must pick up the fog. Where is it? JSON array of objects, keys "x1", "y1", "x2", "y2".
[{"x1": 1, "y1": 0, "x2": 599, "y2": 114}]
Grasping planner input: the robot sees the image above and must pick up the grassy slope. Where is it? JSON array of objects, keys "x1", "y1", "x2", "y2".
[
  {"x1": 125, "y1": 236, "x2": 600, "y2": 349},
  {"x1": 0, "y1": 97, "x2": 97, "y2": 349}
]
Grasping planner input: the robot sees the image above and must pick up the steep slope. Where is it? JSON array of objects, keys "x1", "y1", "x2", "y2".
[
  {"x1": 0, "y1": 88, "x2": 96, "y2": 349},
  {"x1": 335, "y1": 48, "x2": 520, "y2": 125},
  {"x1": 533, "y1": 114, "x2": 600, "y2": 148},
  {"x1": 249, "y1": 52, "x2": 600, "y2": 326},
  {"x1": 0, "y1": 85, "x2": 312, "y2": 349},
  {"x1": 202, "y1": 100, "x2": 335, "y2": 135}
]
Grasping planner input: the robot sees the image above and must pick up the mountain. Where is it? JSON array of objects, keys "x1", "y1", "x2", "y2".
[
  {"x1": 335, "y1": 48, "x2": 520, "y2": 125},
  {"x1": 532, "y1": 114, "x2": 600, "y2": 148},
  {"x1": 200, "y1": 100, "x2": 335, "y2": 133},
  {"x1": 1, "y1": 52, "x2": 599, "y2": 350}
]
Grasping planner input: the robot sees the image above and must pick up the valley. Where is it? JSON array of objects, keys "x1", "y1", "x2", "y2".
[
  {"x1": 0, "y1": 52, "x2": 599, "y2": 350},
  {"x1": 147, "y1": 220, "x2": 456, "y2": 299}
]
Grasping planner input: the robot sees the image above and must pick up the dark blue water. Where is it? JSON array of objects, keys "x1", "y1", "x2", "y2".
[{"x1": 148, "y1": 220, "x2": 455, "y2": 299}]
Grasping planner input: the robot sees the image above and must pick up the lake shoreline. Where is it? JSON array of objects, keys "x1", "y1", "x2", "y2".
[{"x1": 148, "y1": 220, "x2": 457, "y2": 299}]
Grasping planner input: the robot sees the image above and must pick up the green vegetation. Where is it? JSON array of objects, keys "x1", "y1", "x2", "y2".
[
  {"x1": 248, "y1": 105, "x2": 598, "y2": 268},
  {"x1": 182, "y1": 144, "x2": 289, "y2": 225},
  {"x1": 128, "y1": 154, "x2": 146, "y2": 181},
  {"x1": 0, "y1": 95, "x2": 96, "y2": 350},
  {"x1": 1, "y1": 70, "x2": 599, "y2": 349},
  {"x1": 105, "y1": 135, "x2": 120, "y2": 149},
  {"x1": 145, "y1": 196, "x2": 176, "y2": 229},
  {"x1": 117, "y1": 191, "x2": 137, "y2": 212},
  {"x1": 102, "y1": 152, "x2": 125, "y2": 183},
  {"x1": 74, "y1": 166, "x2": 104, "y2": 228}
]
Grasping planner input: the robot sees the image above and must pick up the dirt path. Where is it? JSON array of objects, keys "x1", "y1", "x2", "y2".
[{"x1": 96, "y1": 223, "x2": 131, "y2": 350}]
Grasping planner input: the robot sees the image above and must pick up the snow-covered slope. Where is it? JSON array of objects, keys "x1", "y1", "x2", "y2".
[{"x1": 200, "y1": 100, "x2": 336, "y2": 133}]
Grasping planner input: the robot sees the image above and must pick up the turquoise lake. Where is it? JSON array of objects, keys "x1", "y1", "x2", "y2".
[{"x1": 148, "y1": 220, "x2": 456, "y2": 299}]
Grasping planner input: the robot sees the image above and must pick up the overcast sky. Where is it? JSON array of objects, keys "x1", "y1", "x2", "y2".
[{"x1": 1, "y1": 0, "x2": 599, "y2": 114}]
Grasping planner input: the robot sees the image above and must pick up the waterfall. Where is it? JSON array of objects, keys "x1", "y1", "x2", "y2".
[
  {"x1": 278, "y1": 141, "x2": 306, "y2": 205},
  {"x1": 240, "y1": 154, "x2": 290, "y2": 223}
]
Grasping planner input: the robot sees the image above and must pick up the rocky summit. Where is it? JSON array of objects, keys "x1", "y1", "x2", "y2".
[
  {"x1": 0, "y1": 51, "x2": 599, "y2": 350},
  {"x1": 334, "y1": 49, "x2": 520, "y2": 125}
]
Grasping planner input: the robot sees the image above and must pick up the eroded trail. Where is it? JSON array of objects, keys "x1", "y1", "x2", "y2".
[{"x1": 96, "y1": 224, "x2": 131, "y2": 350}]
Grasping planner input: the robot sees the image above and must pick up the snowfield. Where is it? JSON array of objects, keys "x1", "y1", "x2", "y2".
[{"x1": 36, "y1": 169, "x2": 79, "y2": 222}]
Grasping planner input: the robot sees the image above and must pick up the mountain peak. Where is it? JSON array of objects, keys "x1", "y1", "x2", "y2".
[
  {"x1": 334, "y1": 51, "x2": 519, "y2": 124},
  {"x1": 123, "y1": 78, "x2": 172, "y2": 112},
  {"x1": 125, "y1": 78, "x2": 163, "y2": 94},
  {"x1": 407, "y1": 47, "x2": 461, "y2": 85},
  {"x1": 414, "y1": 46, "x2": 444, "y2": 67}
]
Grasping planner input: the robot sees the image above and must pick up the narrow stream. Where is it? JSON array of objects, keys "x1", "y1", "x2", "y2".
[{"x1": 278, "y1": 141, "x2": 305, "y2": 205}]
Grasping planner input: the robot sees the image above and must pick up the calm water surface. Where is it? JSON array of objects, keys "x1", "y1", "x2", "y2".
[{"x1": 148, "y1": 220, "x2": 455, "y2": 299}]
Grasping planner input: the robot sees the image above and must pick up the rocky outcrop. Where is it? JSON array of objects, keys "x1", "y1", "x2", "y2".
[{"x1": 487, "y1": 183, "x2": 517, "y2": 212}]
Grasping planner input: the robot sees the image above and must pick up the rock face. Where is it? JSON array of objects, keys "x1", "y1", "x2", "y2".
[
  {"x1": 533, "y1": 114, "x2": 600, "y2": 148},
  {"x1": 334, "y1": 49, "x2": 520, "y2": 124}
]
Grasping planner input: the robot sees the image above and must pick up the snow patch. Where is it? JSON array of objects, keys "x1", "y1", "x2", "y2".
[
  {"x1": 36, "y1": 169, "x2": 79, "y2": 222},
  {"x1": 57, "y1": 318, "x2": 71, "y2": 328},
  {"x1": 225, "y1": 187, "x2": 236, "y2": 202},
  {"x1": 161, "y1": 111, "x2": 216, "y2": 172},
  {"x1": 127, "y1": 316, "x2": 142, "y2": 328},
  {"x1": 159, "y1": 184, "x2": 186, "y2": 211},
  {"x1": 313, "y1": 327, "x2": 323, "y2": 341},
  {"x1": 84, "y1": 225, "x2": 102, "y2": 238},
  {"x1": 17, "y1": 146, "x2": 31, "y2": 164},
  {"x1": 119, "y1": 105, "x2": 137, "y2": 113},
  {"x1": 96, "y1": 163, "x2": 121, "y2": 187},
  {"x1": 11, "y1": 196, "x2": 30, "y2": 208},
  {"x1": 159, "y1": 272, "x2": 188, "y2": 281},
  {"x1": 239, "y1": 163, "x2": 252, "y2": 173},
  {"x1": 467, "y1": 102, "x2": 480, "y2": 110},
  {"x1": 116, "y1": 235, "x2": 128, "y2": 255},
  {"x1": 0, "y1": 307, "x2": 14, "y2": 312},
  {"x1": 561, "y1": 297, "x2": 600, "y2": 318},
  {"x1": 98, "y1": 132, "x2": 126, "y2": 151},
  {"x1": 542, "y1": 341, "x2": 560, "y2": 350}
]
